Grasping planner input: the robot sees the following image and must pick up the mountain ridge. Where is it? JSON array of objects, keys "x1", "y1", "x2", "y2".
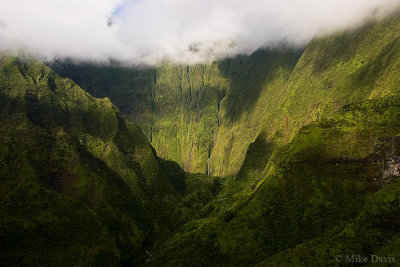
[{"x1": 1, "y1": 10, "x2": 400, "y2": 267}]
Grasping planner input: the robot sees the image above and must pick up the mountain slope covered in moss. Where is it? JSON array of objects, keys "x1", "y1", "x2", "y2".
[
  {"x1": 143, "y1": 13, "x2": 400, "y2": 266},
  {"x1": 146, "y1": 84, "x2": 400, "y2": 267},
  {"x1": 53, "y1": 12, "x2": 400, "y2": 266},
  {"x1": 51, "y1": 49, "x2": 303, "y2": 176},
  {"x1": 52, "y1": 13, "x2": 400, "y2": 180},
  {"x1": 2, "y1": 10, "x2": 400, "y2": 267},
  {"x1": 0, "y1": 55, "x2": 192, "y2": 266}
]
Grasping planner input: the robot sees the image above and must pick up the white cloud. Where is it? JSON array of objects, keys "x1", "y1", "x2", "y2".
[{"x1": 0, "y1": 0, "x2": 399, "y2": 65}]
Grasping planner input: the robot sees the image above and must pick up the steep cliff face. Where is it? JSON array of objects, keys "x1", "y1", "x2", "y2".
[
  {"x1": 142, "y1": 63, "x2": 229, "y2": 174},
  {"x1": 51, "y1": 49, "x2": 302, "y2": 176},
  {"x1": 51, "y1": 13, "x2": 400, "y2": 179},
  {"x1": 51, "y1": 61, "x2": 229, "y2": 174}
]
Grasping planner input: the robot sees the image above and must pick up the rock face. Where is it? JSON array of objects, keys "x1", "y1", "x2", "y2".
[{"x1": 383, "y1": 155, "x2": 400, "y2": 183}]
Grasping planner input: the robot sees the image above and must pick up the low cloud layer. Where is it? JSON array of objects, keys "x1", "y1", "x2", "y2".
[{"x1": 1, "y1": 0, "x2": 399, "y2": 65}]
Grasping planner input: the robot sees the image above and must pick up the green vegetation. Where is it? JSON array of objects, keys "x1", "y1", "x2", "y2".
[
  {"x1": 146, "y1": 13, "x2": 400, "y2": 266},
  {"x1": 0, "y1": 55, "x2": 189, "y2": 265},
  {"x1": 2, "y1": 10, "x2": 400, "y2": 267},
  {"x1": 51, "y1": 49, "x2": 302, "y2": 176},
  {"x1": 147, "y1": 84, "x2": 400, "y2": 267},
  {"x1": 52, "y1": 12, "x2": 400, "y2": 179}
]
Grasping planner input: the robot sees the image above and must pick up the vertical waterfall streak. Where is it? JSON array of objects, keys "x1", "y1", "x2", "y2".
[
  {"x1": 177, "y1": 68, "x2": 183, "y2": 93},
  {"x1": 184, "y1": 109, "x2": 191, "y2": 171},
  {"x1": 150, "y1": 125, "x2": 153, "y2": 143},
  {"x1": 188, "y1": 134, "x2": 196, "y2": 172},
  {"x1": 187, "y1": 66, "x2": 192, "y2": 104},
  {"x1": 149, "y1": 69, "x2": 156, "y2": 143},
  {"x1": 218, "y1": 100, "x2": 221, "y2": 126},
  {"x1": 207, "y1": 143, "x2": 212, "y2": 176},
  {"x1": 148, "y1": 70, "x2": 154, "y2": 98},
  {"x1": 153, "y1": 70, "x2": 157, "y2": 99},
  {"x1": 207, "y1": 158, "x2": 210, "y2": 175}
]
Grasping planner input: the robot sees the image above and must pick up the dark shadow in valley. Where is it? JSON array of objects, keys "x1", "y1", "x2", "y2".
[
  {"x1": 49, "y1": 59, "x2": 156, "y2": 122},
  {"x1": 217, "y1": 48, "x2": 302, "y2": 124},
  {"x1": 235, "y1": 132, "x2": 274, "y2": 186}
]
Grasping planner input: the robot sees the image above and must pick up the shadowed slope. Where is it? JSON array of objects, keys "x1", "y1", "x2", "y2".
[{"x1": 0, "y1": 55, "x2": 186, "y2": 265}]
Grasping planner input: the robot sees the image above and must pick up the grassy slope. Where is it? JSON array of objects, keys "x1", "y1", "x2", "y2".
[
  {"x1": 280, "y1": 13, "x2": 400, "y2": 138},
  {"x1": 0, "y1": 56, "x2": 190, "y2": 266}
]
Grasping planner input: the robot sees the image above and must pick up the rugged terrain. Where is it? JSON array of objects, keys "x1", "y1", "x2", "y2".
[
  {"x1": 52, "y1": 13, "x2": 400, "y2": 181},
  {"x1": 1, "y1": 11, "x2": 400, "y2": 267}
]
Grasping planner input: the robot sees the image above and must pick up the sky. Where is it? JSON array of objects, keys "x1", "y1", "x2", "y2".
[{"x1": 0, "y1": 0, "x2": 399, "y2": 65}]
